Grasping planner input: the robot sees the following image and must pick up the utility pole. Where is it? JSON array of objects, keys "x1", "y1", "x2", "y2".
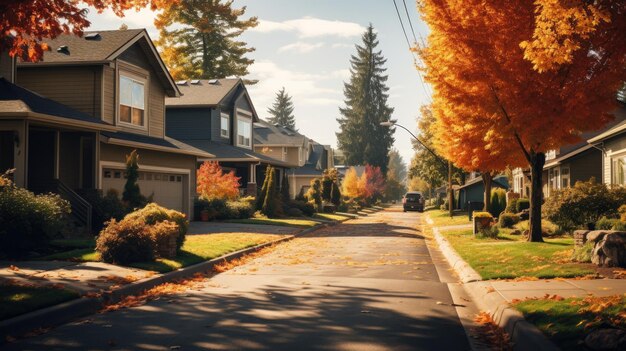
[{"x1": 448, "y1": 160, "x2": 453, "y2": 218}]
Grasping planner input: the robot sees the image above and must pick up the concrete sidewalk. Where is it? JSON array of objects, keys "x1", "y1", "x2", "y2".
[{"x1": 486, "y1": 278, "x2": 626, "y2": 302}]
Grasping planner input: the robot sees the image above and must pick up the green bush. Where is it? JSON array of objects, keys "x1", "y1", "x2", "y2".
[
  {"x1": 516, "y1": 198, "x2": 530, "y2": 212},
  {"x1": 0, "y1": 174, "x2": 70, "y2": 258},
  {"x1": 489, "y1": 188, "x2": 507, "y2": 217},
  {"x1": 571, "y1": 241, "x2": 594, "y2": 263},
  {"x1": 124, "y1": 203, "x2": 188, "y2": 250},
  {"x1": 226, "y1": 199, "x2": 255, "y2": 219},
  {"x1": 543, "y1": 178, "x2": 626, "y2": 231},
  {"x1": 150, "y1": 220, "x2": 179, "y2": 259},
  {"x1": 306, "y1": 178, "x2": 323, "y2": 212},
  {"x1": 473, "y1": 211, "x2": 493, "y2": 218},
  {"x1": 79, "y1": 189, "x2": 129, "y2": 231},
  {"x1": 498, "y1": 213, "x2": 520, "y2": 228},
  {"x1": 96, "y1": 218, "x2": 155, "y2": 264},
  {"x1": 478, "y1": 226, "x2": 499, "y2": 239},
  {"x1": 505, "y1": 198, "x2": 518, "y2": 213},
  {"x1": 287, "y1": 200, "x2": 315, "y2": 217},
  {"x1": 596, "y1": 216, "x2": 619, "y2": 230},
  {"x1": 612, "y1": 221, "x2": 626, "y2": 231}
]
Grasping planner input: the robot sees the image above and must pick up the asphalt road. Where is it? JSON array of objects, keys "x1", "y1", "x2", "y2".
[{"x1": 7, "y1": 207, "x2": 473, "y2": 351}]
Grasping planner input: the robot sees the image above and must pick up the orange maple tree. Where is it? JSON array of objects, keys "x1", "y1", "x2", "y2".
[
  {"x1": 196, "y1": 161, "x2": 240, "y2": 201},
  {"x1": 0, "y1": 0, "x2": 174, "y2": 62},
  {"x1": 417, "y1": 0, "x2": 626, "y2": 241},
  {"x1": 341, "y1": 166, "x2": 364, "y2": 199}
]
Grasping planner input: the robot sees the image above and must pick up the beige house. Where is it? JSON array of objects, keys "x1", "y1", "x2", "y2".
[
  {"x1": 253, "y1": 120, "x2": 334, "y2": 198},
  {"x1": 0, "y1": 29, "x2": 212, "y2": 225}
]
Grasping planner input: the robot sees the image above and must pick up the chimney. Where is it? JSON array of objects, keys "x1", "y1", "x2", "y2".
[{"x1": 0, "y1": 49, "x2": 16, "y2": 83}]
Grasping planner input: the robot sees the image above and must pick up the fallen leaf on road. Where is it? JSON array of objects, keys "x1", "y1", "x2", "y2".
[{"x1": 8, "y1": 265, "x2": 19, "y2": 271}]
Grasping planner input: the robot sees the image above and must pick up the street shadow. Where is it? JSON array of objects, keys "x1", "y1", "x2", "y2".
[
  {"x1": 303, "y1": 222, "x2": 425, "y2": 240},
  {"x1": 5, "y1": 281, "x2": 470, "y2": 351}
]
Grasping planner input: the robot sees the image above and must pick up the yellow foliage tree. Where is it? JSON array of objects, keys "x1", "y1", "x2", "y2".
[{"x1": 341, "y1": 167, "x2": 364, "y2": 199}]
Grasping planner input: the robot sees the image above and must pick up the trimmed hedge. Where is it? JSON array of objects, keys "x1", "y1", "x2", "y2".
[
  {"x1": 498, "y1": 213, "x2": 520, "y2": 228},
  {"x1": 96, "y1": 218, "x2": 155, "y2": 264}
]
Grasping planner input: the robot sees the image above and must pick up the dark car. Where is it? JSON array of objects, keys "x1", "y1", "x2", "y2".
[{"x1": 403, "y1": 192, "x2": 424, "y2": 212}]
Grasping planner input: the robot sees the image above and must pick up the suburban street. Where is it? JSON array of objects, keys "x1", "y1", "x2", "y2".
[{"x1": 6, "y1": 208, "x2": 473, "y2": 351}]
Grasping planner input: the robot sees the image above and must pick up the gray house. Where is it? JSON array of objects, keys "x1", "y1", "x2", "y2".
[{"x1": 165, "y1": 79, "x2": 290, "y2": 196}]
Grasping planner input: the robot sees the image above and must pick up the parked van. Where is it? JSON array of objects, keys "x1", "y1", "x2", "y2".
[{"x1": 403, "y1": 191, "x2": 425, "y2": 212}]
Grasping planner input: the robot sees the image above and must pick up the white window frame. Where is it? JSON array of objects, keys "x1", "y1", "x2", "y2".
[
  {"x1": 612, "y1": 154, "x2": 626, "y2": 186},
  {"x1": 220, "y1": 112, "x2": 230, "y2": 138},
  {"x1": 117, "y1": 72, "x2": 148, "y2": 130},
  {"x1": 237, "y1": 118, "x2": 251, "y2": 148}
]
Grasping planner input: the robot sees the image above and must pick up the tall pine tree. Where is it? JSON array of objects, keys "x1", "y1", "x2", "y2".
[
  {"x1": 267, "y1": 87, "x2": 296, "y2": 130},
  {"x1": 155, "y1": 0, "x2": 258, "y2": 80},
  {"x1": 336, "y1": 24, "x2": 394, "y2": 176}
]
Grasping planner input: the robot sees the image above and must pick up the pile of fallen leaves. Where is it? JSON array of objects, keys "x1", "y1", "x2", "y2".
[{"x1": 473, "y1": 311, "x2": 512, "y2": 351}]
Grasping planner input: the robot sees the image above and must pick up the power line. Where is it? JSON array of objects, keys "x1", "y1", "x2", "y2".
[
  {"x1": 391, "y1": 0, "x2": 433, "y2": 103},
  {"x1": 401, "y1": 0, "x2": 419, "y2": 44}
]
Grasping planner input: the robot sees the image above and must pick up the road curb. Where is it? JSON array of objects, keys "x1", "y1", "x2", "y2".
[
  {"x1": 429, "y1": 225, "x2": 559, "y2": 351},
  {"x1": 0, "y1": 222, "x2": 332, "y2": 342},
  {"x1": 431, "y1": 227, "x2": 482, "y2": 283}
]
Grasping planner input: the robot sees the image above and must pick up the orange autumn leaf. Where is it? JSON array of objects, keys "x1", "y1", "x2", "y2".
[{"x1": 0, "y1": 0, "x2": 177, "y2": 62}]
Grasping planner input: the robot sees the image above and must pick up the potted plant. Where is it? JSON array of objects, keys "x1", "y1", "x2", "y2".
[{"x1": 200, "y1": 208, "x2": 210, "y2": 222}]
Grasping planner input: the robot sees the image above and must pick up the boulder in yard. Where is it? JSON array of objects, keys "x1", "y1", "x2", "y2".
[
  {"x1": 590, "y1": 231, "x2": 626, "y2": 267},
  {"x1": 584, "y1": 328, "x2": 626, "y2": 351}
]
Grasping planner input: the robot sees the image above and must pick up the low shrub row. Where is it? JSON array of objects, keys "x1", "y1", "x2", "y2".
[
  {"x1": 195, "y1": 197, "x2": 255, "y2": 221},
  {"x1": 0, "y1": 173, "x2": 71, "y2": 258}
]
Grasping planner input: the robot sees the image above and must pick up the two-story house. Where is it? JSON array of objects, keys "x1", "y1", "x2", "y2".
[
  {"x1": 1, "y1": 29, "x2": 211, "y2": 224},
  {"x1": 165, "y1": 79, "x2": 290, "y2": 197},
  {"x1": 253, "y1": 120, "x2": 335, "y2": 198}
]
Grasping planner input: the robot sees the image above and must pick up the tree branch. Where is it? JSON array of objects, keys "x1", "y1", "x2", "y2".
[{"x1": 489, "y1": 85, "x2": 532, "y2": 164}]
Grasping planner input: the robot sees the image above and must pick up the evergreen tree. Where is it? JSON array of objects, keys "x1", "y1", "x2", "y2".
[
  {"x1": 267, "y1": 88, "x2": 296, "y2": 130},
  {"x1": 155, "y1": 0, "x2": 258, "y2": 80},
  {"x1": 336, "y1": 24, "x2": 394, "y2": 175},
  {"x1": 122, "y1": 150, "x2": 144, "y2": 209},
  {"x1": 261, "y1": 167, "x2": 281, "y2": 218},
  {"x1": 306, "y1": 179, "x2": 323, "y2": 212},
  {"x1": 331, "y1": 182, "x2": 342, "y2": 206},
  {"x1": 256, "y1": 166, "x2": 271, "y2": 210},
  {"x1": 280, "y1": 172, "x2": 291, "y2": 202}
]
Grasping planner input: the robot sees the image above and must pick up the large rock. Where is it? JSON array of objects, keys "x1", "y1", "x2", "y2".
[
  {"x1": 587, "y1": 230, "x2": 612, "y2": 243},
  {"x1": 584, "y1": 328, "x2": 626, "y2": 350},
  {"x1": 590, "y1": 231, "x2": 626, "y2": 267}
]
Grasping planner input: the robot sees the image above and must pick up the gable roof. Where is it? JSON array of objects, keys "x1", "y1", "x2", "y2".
[
  {"x1": 0, "y1": 77, "x2": 113, "y2": 130},
  {"x1": 457, "y1": 174, "x2": 508, "y2": 191},
  {"x1": 166, "y1": 79, "x2": 240, "y2": 107},
  {"x1": 177, "y1": 139, "x2": 291, "y2": 167},
  {"x1": 254, "y1": 119, "x2": 306, "y2": 146},
  {"x1": 17, "y1": 29, "x2": 180, "y2": 97}
]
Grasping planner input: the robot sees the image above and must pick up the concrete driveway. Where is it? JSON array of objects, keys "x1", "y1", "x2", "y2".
[{"x1": 7, "y1": 208, "x2": 472, "y2": 351}]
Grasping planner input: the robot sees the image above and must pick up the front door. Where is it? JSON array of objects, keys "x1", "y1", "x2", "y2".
[
  {"x1": 80, "y1": 137, "x2": 95, "y2": 189},
  {"x1": 0, "y1": 131, "x2": 14, "y2": 176},
  {"x1": 27, "y1": 129, "x2": 56, "y2": 190}
]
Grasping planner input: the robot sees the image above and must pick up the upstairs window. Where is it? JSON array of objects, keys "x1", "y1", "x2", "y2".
[
  {"x1": 119, "y1": 75, "x2": 145, "y2": 127},
  {"x1": 220, "y1": 112, "x2": 229, "y2": 138},
  {"x1": 237, "y1": 119, "x2": 251, "y2": 147}
]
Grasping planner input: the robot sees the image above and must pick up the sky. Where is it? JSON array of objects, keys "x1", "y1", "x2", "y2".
[{"x1": 85, "y1": 0, "x2": 432, "y2": 169}]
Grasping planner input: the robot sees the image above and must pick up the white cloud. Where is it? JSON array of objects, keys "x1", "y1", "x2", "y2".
[
  {"x1": 278, "y1": 42, "x2": 325, "y2": 53},
  {"x1": 86, "y1": 7, "x2": 160, "y2": 38},
  {"x1": 246, "y1": 60, "x2": 346, "y2": 115},
  {"x1": 251, "y1": 17, "x2": 365, "y2": 38},
  {"x1": 331, "y1": 43, "x2": 354, "y2": 49}
]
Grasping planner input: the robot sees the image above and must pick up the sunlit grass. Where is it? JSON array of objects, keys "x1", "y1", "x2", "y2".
[
  {"x1": 225, "y1": 217, "x2": 321, "y2": 228},
  {"x1": 313, "y1": 213, "x2": 352, "y2": 222},
  {"x1": 441, "y1": 228, "x2": 594, "y2": 279},
  {"x1": 426, "y1": 209, "x2": 471, "y2": 227}
]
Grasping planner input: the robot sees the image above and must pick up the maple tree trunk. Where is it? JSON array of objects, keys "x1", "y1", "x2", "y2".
[
  {"x1": 482, "y1": 172, "x2": 493, "y2": 212},
  {"x1": 528, "y1": 151, "x2": 545, "y2": 242}
]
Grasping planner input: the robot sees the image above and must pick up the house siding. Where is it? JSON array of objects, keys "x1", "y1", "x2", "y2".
[
  {"x1": 17, "y1": 66, "x2": 103, "y2": 119},
  {"x1": 148, "y1": 75, "x2": 165, "y2": 138},
  {"x1": 569, "y1": 149, "x2": 602, "y2": 184},
  {"x1": 212, "y1": 108, "x2": 226, "y2": 142},
  {"x1": 102, "y1": 65, "x2": 115, "y2": 124},
  {"x1": 166, "y1": 108, "x2": 212, "y2": 140},
  {"x1": 603, "y1": 133, "x2": 626, "y2": 184}
]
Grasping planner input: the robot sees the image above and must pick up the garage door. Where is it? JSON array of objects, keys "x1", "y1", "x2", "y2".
[{"x1": 102, "y1": 168, "x2": 184, "y2": 212}]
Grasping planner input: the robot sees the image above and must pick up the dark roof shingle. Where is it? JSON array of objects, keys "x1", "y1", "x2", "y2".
[{"x1": 166, "y1": 79, "x2": 240, "y2": 107}]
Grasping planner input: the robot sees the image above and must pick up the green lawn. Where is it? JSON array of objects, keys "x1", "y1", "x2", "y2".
[
  {"x1": 515, "y1": 295, "x2": 626, "y2": 350},
  {"x1": 225, "y1": 217, "x2": 321, "y2": 228},
  {"x1": 441, "y1": 228, "x2": 594, "y2": 279},
  {"x1": 313, "y1": 213, "x2": 352, "y2": 222},
  {"x1": 426, "y1": 209, "x2": 471, "y2": 227},
  {"x1": 0, "y1": 283, "x2": 79, "y2": 320},
  {"x1": 43, "y1": 233, "x2": 284, "y2": 273}
]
